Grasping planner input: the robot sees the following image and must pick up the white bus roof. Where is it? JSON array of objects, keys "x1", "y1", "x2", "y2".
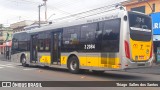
[{"x1": 28, "y1": 9, "x2": 126, "y2": 34}]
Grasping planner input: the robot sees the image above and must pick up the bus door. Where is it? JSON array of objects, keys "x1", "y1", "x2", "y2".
[
  {"x1": 51, "y1": 30, "x2": 62, "y2": 64},
  {"x1": 30, "y1": 35, "x2": 38, "y2": 63}
]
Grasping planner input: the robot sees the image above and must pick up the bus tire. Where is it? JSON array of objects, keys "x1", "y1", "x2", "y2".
[
  {"x1": 21, "y1": 56, "x2": 28, "y2": 67},
  {"x1": 67, "y1": 56, "x2": 80, "y2": 74}
]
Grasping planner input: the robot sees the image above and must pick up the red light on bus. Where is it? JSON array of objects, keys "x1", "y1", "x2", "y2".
[{"x1": 125, "y1": 41, "x2": 130, "y2": 59}]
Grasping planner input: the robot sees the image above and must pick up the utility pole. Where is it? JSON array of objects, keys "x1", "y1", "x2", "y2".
[
  {"x1": 38, "y1": 5, "x2": 41, "y2": 28},
  {"x1": 43, "y1": 0, "x2": 48, "y2": 22},
  {"x1": 38, "y1": 4, "x2": 44, "y2": 28},
  {"x1": 38, "y1": 0, "x2": 48, "y2": 28}
]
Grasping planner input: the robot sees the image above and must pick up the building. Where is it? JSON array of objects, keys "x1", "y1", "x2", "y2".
[
  {"x1": 24, "y1": 21, "x2": 47, "y2": 30},
  {"x1": 0, "y1": 27, "x2": 13, "y2": 45},
  {"x1": 10, "y1": 20, "x2": 48, "y2": 33},
  {"x1": 122, "y1": 0, "x2": 160, "y2": 14},
  {"x1": 10, "y1": 20, "x2": 35, "y2": 33},
  {"x1": 0, "y1": 27, "x2": 13, "y2": 58}
]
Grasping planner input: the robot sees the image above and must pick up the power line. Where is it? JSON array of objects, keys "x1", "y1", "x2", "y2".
[
  {"x1": 20, "y1": 0, "x2": 41, "y2": 4},
  {"x1": 7, "y1": 0, "x2": 40, "y2": 4},
  {"x1": 4, "y1": 0, "x2": 126, "y2": 22},
  {"x1": 49, "y1": 0, "x2": 80, "y2": 9},
  {"x1": 47, "y1": 5, "x2": 72, "y2": 15},
  {"x1": 52, "y1": 3, "x2": 123, "y2": 21},
  {"x1": 6, "y1": 0, "x2": 72, "y2": 15}
]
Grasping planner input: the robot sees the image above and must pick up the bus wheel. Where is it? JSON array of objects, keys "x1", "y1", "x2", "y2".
[
  {"x1": 21, "y1": 56, "x2": 28, "y2": 67},
  {"x1": 68, "y1": 56, "x2": 80, "y2": 74}
]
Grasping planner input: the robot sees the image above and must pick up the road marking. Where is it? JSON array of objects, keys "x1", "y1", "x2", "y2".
[
  {"x1": 5, "y1": 66, "x2": 15, "y2": 68},
  {"x1": 0, "y1": 64, "x2": 15, "y2": 69}
]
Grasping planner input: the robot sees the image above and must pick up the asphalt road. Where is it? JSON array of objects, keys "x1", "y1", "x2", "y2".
[
  {"x1": 0, "y1": 60, "x2": 160, "y2": 81},
  {"x1": 0, "y1": 59, "x2": 160, "y2": 90}
]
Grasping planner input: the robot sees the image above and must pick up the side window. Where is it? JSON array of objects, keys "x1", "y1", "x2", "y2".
[
  {"x1": 39, "y1": 40, "x2": 44, "y2": 51},
  {"x1": 12, "y1": 33, "x2": 30, "y2": 51},
  {"x1": 18, "y1": 33, "x2": 28, "y2": 51},
  {"x1": 44, "y1": 33, "x2": 51, "y2": 51},
  {"x1": 45, "y1": 39, "x2": 50, "y2": 51},
  {"x1": 63, "y1": 26, "x2": 81, "y2": 51},
  {"x1": 63, "y1": 26, "x2": 81, "y2": 45},
  {"x1": 18, "y1": 41, "x2": 28, "y2": 51},
  {"x1": 95, "y1": 23, "x2": 103, "y2": 51},
  {"x1": 81, "y1": 23, "x2": 97, "y2": 43},
  {"x1": 102, "y1": 19, "x2": 121, "y2": 52},
  {"x1": 38, "y1": 32, "x2": 45, "y2": 52},
  {"x1": 38, "y1": 32, "x2": 51, "y2": 52},
  {"x1": 12, "y1": 38, "x2": 18, "y2": 50},
  {"x1": 103, "y1": 19, "x2": 120, "y2": 40}
]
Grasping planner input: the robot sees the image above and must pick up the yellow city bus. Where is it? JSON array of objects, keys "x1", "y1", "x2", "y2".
[{"x1": 11, "y1": 9, "x2": 153, "y2": 73}]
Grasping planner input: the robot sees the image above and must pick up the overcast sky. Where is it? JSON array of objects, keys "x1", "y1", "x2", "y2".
[{"x1": 0, "y1": 0, "x2": 126, "y2": 26}]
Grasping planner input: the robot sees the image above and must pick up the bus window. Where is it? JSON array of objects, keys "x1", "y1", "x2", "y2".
[
  {"x1": 38, "y1": 40, "x2": 44, "y2": 51},
  {"x1": 18, "y1": 41, "x2": 28, "y2": 51},
  {"x1": 129, "y1": 12, "x2": 152, "y2": 41},
  {"x1": 63, "y1": 26, "x2": 81, "y2": 51},
  {"x1": 80, "y1": 23, "x2": 97, "y2": 43},
  {"x1": 45, "y1": 39, "x2": 50, "y2": 51},
  {"x1": 101, "y1": 19, "x2": 121, "y2": 52},
  {"x1": 38, "y1": 32, "x2": 51, "y2": 52},
  {"x1": 63, "y1": 26, "x2": 81, "y2": 45},
  {"x1": 12, "y1": 38, "x2": 18, "y2": 50}
]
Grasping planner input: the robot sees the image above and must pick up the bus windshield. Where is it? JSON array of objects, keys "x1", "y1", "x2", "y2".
[{"x1": 129, "y1": 12, "x2": 152, "y2": 41}]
